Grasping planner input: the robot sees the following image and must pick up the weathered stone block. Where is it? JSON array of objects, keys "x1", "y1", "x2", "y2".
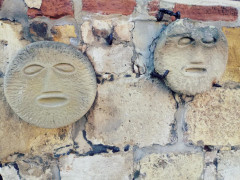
[
  {"x1": 81, "y1": 21, "x2": 95, "y2": 44},
  {"x1": 222, "y1": 27, "x2": 240, "y2": 82},
  {"x1": 25, "y1": 0, "x2": 42, "y2": 9},
  {"x1": 59, "y1": 153, "x2": 133, "y2": 179},
  {"x1": 0, "y1": 164, "x2": 20, "y2": 180},
  {"x1": 186, "y1": 87, "x2": 240, "y2": 146},
  {"x1": 86, "y1": 44, "x2": 133, "y2": 75},
  {"x1": 29, "y1": 21, "x2": 48, "y2": 40},
  {"x1": 27, "y1": 0, "x2": 74, "y2": 19},
  {"x1": 0, "y1": 21, "x2": 29, "y2": 73},
  {"x1": 136, "y1": 153, "x2": 203, "y2": 179},
  {"x1": 51, "y1": 25, "x2": 77, "y2": 44},
  {"x1": 82, "y1": 0, "x2": 136, "y2": 15},
  {"x1": 147, "y1": 0, "x2": 159, "y2": 16},
  {"x1": 86, "y1": 77, "x2": 176, "y2": 148},
  {"x1": 217, "y1": 150, "x2": 240, "y2": 180},
  {"x1": 114, "y1": 21, "x2": 134, "y2": 42},
  {"x1": 92, "y1": 19, "x2": 112, "y2": 39},
  {"x1": 173, "y1": 4, "x2": 238, "y2": 21}
]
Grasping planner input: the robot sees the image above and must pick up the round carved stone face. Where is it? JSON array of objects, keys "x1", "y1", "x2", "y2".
[
  {"x1": 4, "y1": 41, "x2": 97, "y2": 128},
  {"x1": 154, "y1": 19, "x2": 228, "y2": 95}
]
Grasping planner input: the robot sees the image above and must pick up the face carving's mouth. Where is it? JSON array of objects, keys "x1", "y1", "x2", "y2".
[
  {"x1": 36, "y1": 92, "x2": 69, "y2": 107},
  {"x1": 185, "y1": 68, "x2": 207, "y2": 73}
]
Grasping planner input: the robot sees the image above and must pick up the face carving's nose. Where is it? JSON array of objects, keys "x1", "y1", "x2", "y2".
[{"x1": 42, "y1": 68, "x2": 61, "y2": 93}]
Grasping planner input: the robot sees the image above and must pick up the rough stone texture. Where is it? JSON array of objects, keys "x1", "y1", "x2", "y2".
[
  {"x1": 147, "y1": 0, "x2": 159, "y2": 16},
  {"x1": 86, "y1": 44, "x2": 133, "y2": 75},
  {"x1": 25, "y1": 0, "x2": 42, "y2": 9},
  {"x1": 29, "y1": 21, "x2": 48, "y2": 41},
  {"x1": 114, "y1": 21, "x2": 134, "y2": 42},
  {"x1": 0, "y1": 21, "x2": 29, "y2": 73},
  {"x1": 137, "y1": 153, "x2": 203, "y2": 180},
  {"x1": 217, "y1": 150, "x2": 240, "y2": 180},
  {"x1": 86, "y1": 77, "x2": 176, "y2": 148},
  {"x1": 0, "y1": 164, "x2": 20, "y2": 179},
  {"x1": 222, "y1": 27, "x2": 240, "y2": 82},
  {"x1": 51, "y1": 25, "x2": 77, "y2": 44},
  {"x1": 82, "y1": 0, "x2": 136, "y2": 15},
  {"x1": 59, "y1": 153, "x2": 133, "y2": 179},
  {"x1": 186, "y1": 87, "x2": 240, "y2": 146},
  {"x1": 173, "y1": 4, "x2": 238, "y2": 21},
  {"x1": 154, "y1": 19, "x2": 228, "y2": 95},
  {"x1": 92, "y1": 19, "x2": 112, "y2": 39},
  {"x1": 4, "y1": 42, "x2": 97, "y2": 128},
  {"x1": 81, "y1": 21, "x2": 95, "y2": 44},
  {"x1": 204, "y1": 164, "x2": 216, "y2": 180},
  {"x1": 133, "y1": 21, "x2": 164, "y2": 74},
  {"x1": 27, "y1": 0, "x2": 74, "y2": 19}
]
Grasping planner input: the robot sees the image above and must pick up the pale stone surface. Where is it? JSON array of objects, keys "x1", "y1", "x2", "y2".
[
  {"x1": 81, "y1": 21, "x2": 95, "y2": 44},
  {"x1": 0, "y1": 21, "x2": 29, "y2": 73},
  {"x1": 92, "y1": 19, "x2": 112, "y2": 38},
  {"x1": 86, "y1": 44, "x2": 133, "y2": 75},
  {"x1": 52, "y1": 25, "x2": 77, "y2": 44},
  {"x1": 114, "y1": 21, "x2": 134, "y2": 42},
  {"x1": 217, "y1": 150, "x2": 240, "y2": 180},
  {"x1": 25, "y1": 0, "x2": 42, "y2": 9},
  {"x1": 86, "y1": 77, "x2": 176, "y2": 148},
  {"x1": 186, "y1": 87, "x2": 240, "y2": 146},
  {"x1": 222, "y1": 27, "x2": 240, "y2": 82},
  {"x1": 0, "y1": 165, "x2": 20, "y2": 180},
  {"x1": 4, "y1": 41, "x2": 97, "y2": 128},
  {"x1": 59, "y1": 153, "x2": 133, "y2": 179},
  {"x1": 133, "y1": 21, "x2": 164, "y2": 73},
  {"x1": 154, "y1": 19, "x2": 228, "y2": 95},
  {"x1": 204, "y1": 164, "x2": 216, "y2": 180},
  {"x1": 137, "y1": 153, "x2": 203, "y2": 180}
]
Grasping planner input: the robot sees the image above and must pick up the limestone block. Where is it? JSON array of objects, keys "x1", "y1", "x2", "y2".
[
  {"x1": 92, "y1": 19, "x2": 112, "y2": 38},
  {"x1": 86, "y1": 77, "x2": 176, "y2": 148},
  {"x1": 86, "y1": 44, "x2": 133, "y2": 75},
  {"x1": 0, "y1": 21, "x2": 29, "y2": 73},
  {"x1": 4, "y1": 41, "x2": 97, "y2": 129},
  {"x1": 81, "y1": 21, "x2": 95, "y2": 44},
  {"x1": 154, "y1": 19, "x2": 228, "y2": 95},
  {"x1": 217, "y1": 150, "x2": 240, "y2": 180},
  {"x1": 137, "y1": 153, "x2": 203, "y2": 180},
  {"x1": 222, "y1": 27, "x2": 240, "y2": 82},
  {"x1": 133, "y1": 21, "x2": 164, "y2": 73},
  {"x1": 204, "y1": 165, "x2": 216, "y2": 180},
  {"x1": 25, "y1": 0, "x2": 42, "y2": 9},
  {"x1": 52, "y1": 25, "x2": 77, "y2": 44},
  {"x1": 59, "y1": 153, "x2": 133, "y2": 179},
  {"x1": 114, "y1": 21, "x2": 134, "y2": 42},
  {"x1": 185, "y1": 87, "x2": 240, "y2": 146},
  {"x1": 0, "y1": 165, "x2": 20, "y2": 180}
]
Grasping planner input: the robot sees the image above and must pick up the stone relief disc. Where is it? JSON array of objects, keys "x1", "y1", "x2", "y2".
[
  {"x1": 154, "y1": 18, "x2": 228, "y2": 95},
  {"x1": 4, "y1": 41, "x2": 97, "y2": 128}
]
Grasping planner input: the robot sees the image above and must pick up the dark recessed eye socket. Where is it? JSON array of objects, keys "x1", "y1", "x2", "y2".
[
  {"x1": 201, "y1": 37, "x2": 217, "y2": 44},
  {"x1": 54, "y1": 63, "x2": 75, "y2": 73},
  {"x1": 23, "y1": 64, "x2": 44, "y2": 75},
  {"x1": 178, "y1": 37, "x2": 195, "y2": 46}
]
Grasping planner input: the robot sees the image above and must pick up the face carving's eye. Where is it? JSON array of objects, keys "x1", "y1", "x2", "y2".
[
  {"x1": 54, "y1": 63, "x2": 75, "y2": 73},
  {"x1": 178, "y1": 37, "x2": 194, "y2": 46},
  {"x1": 202, "y1": 37, "x2": 216, "y2": 44},
  {"x1": 23, "y1": 64, "x2": 44, "y2": 75}
]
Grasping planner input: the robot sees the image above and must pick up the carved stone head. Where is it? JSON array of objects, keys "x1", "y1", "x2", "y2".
[
  {"x1": 154, "y1": 19, "x2": 228, "y2": 95},
  {"x1": 4, "y1": 41, "x2": 97, "y2": 128}
]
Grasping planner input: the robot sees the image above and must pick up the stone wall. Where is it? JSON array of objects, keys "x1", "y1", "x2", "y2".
[{"x1": 0, "y1": 0, "x2": 239, "y2": 179}]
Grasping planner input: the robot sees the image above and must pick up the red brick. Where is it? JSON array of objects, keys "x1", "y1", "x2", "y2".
[
  {"x1": 27, "y1": 0, "x2": 74, "y2": 19},
  {"x1": 148, "y1": 0, "x2": 159, "y2": 16},
  {"x1": 82, "y1": 0, "x2": 136, "y2": 16},
  {"x1": 0, "y1": 0, "x2": 3, "y2": 8},
  {"x1": 174, "y1": 4, "x2": 238, "y2": 21}
]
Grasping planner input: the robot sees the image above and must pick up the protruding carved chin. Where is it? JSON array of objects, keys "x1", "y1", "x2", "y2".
[{"x1": 36, "y1": 93, "x2": 69, "y2": 107}]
